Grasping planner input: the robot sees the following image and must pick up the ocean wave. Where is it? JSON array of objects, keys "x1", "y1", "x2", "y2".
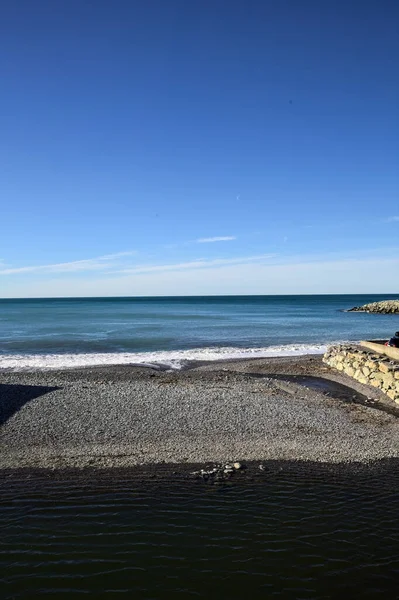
[{"x1": 0, "y1": 343, "x2": 336, "y2": 371}]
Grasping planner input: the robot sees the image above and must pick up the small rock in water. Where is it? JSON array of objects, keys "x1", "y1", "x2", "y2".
[
  {"x1": 193, "y1": 463, "x2": 248, "y2": 482},
  {"x1": 259, "y1": 464, "x2": 265, "y2": 471}
]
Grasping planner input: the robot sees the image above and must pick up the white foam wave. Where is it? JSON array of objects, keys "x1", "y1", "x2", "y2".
[{"x1": 0, "y1": 343, "x2": 332, "y2": 371}]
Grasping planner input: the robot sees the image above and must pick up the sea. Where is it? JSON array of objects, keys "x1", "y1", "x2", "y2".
[
  {"x1": 1, "y1": 294, "x2": 399, "y2": 598},
  {"x1": 1, "y1": 293, "x2": 399, "y2": 370}
]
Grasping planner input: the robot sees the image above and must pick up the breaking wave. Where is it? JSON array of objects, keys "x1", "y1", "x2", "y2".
[{"x1": 0, "y1": 342, "x2": 337, "y2": 371}]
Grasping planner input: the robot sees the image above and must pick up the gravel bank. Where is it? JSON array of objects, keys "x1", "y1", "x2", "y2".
[{"x1": 1, "y1": 356, "x2": 398, "y2": 469}]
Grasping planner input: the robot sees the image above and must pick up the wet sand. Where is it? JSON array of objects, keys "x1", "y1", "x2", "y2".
[{"x1": 1, "y1": 355, "x2": 398, "y2": 469}]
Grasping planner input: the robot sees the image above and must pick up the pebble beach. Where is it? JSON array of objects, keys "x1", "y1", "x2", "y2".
[{"x1": 1, "y1": 355, "x2": 398, "y2": 470}]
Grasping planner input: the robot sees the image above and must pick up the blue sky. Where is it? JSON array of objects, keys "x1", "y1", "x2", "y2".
[{"x1": 1, "y1": 0, "x2": 398, "y2": 297}]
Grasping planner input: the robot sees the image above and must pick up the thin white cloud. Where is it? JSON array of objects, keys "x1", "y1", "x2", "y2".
[
  {"x1": 97, "y1": 251, "x2": 137, "y2": 260},
  {"x1": 117, "y1": 254, "x2": 275, "y2": 275},
  {"x1": 385, "y1": 216, "x2": 399, "y2": 222},
  {"x1": 0, "y1": 251, "x2": 270, "y2": 277},
  {"x1": 196, "y1": 236, "x2": 236, "y2": 243},
  {"x1": 0, "y1": 251, "x2": 136, "y2": 275}
]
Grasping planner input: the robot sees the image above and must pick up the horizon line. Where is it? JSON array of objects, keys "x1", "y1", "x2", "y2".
[{"x1": 1, "y1": 292, "x2": 398, "y2": 301}]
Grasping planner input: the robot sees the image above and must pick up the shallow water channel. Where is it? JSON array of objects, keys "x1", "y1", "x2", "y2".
[{"x1": 1, "y1": 463, "x2": 399, "y2": 599}]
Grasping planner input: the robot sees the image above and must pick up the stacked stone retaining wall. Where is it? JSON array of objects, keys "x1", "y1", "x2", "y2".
[{"x1": 323, "y1": 344, "x2": 399, "y2": 403}]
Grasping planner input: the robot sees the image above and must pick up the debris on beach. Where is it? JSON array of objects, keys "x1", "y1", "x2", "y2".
[{"x1": 191, "y1": 462, "x2": 246, "y2": 482}]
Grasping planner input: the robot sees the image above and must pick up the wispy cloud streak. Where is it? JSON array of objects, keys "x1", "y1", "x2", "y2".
[
  {"x1": 0, "y1": 251, "x2": 136, "y2": 275},
  {"x1": 196, "y1": 236, "x2": 236, "y2": 243},
  {"x1": 117, "y1": 254, "x2": 274, "y2": 275}
]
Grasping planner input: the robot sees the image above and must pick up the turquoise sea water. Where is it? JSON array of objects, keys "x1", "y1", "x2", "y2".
[{"x1": 0, "y1": 294, "x2": 398, "y2": 369}]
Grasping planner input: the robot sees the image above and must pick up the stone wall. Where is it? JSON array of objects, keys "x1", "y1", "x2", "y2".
[{"x1": 323, "y1": 344, "x2": 399, "y2": 403}]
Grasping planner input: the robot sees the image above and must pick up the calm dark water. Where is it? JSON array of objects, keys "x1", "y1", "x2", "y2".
[
  {"x1": 1, "y1": 464, "x2": 399, "y2": 599},
  {"x1": 1, "y1": 294, "x2": 399, "y2": 370}
]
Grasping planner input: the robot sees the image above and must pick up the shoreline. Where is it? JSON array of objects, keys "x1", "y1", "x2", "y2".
[
  {"x1": 1, "y1": 355, "x2": 398, "y2": 470},
  {"x1": 0, "y1": 345, "x2": 329, "y2": 371},
  {"x1": 2, "y1": 457, "x2": 399, "y2": 484}
]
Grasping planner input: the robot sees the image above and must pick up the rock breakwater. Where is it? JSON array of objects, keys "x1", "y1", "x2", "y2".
[{"x1": 347, "y1": 300, "x2": 399, "y2": 314}]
